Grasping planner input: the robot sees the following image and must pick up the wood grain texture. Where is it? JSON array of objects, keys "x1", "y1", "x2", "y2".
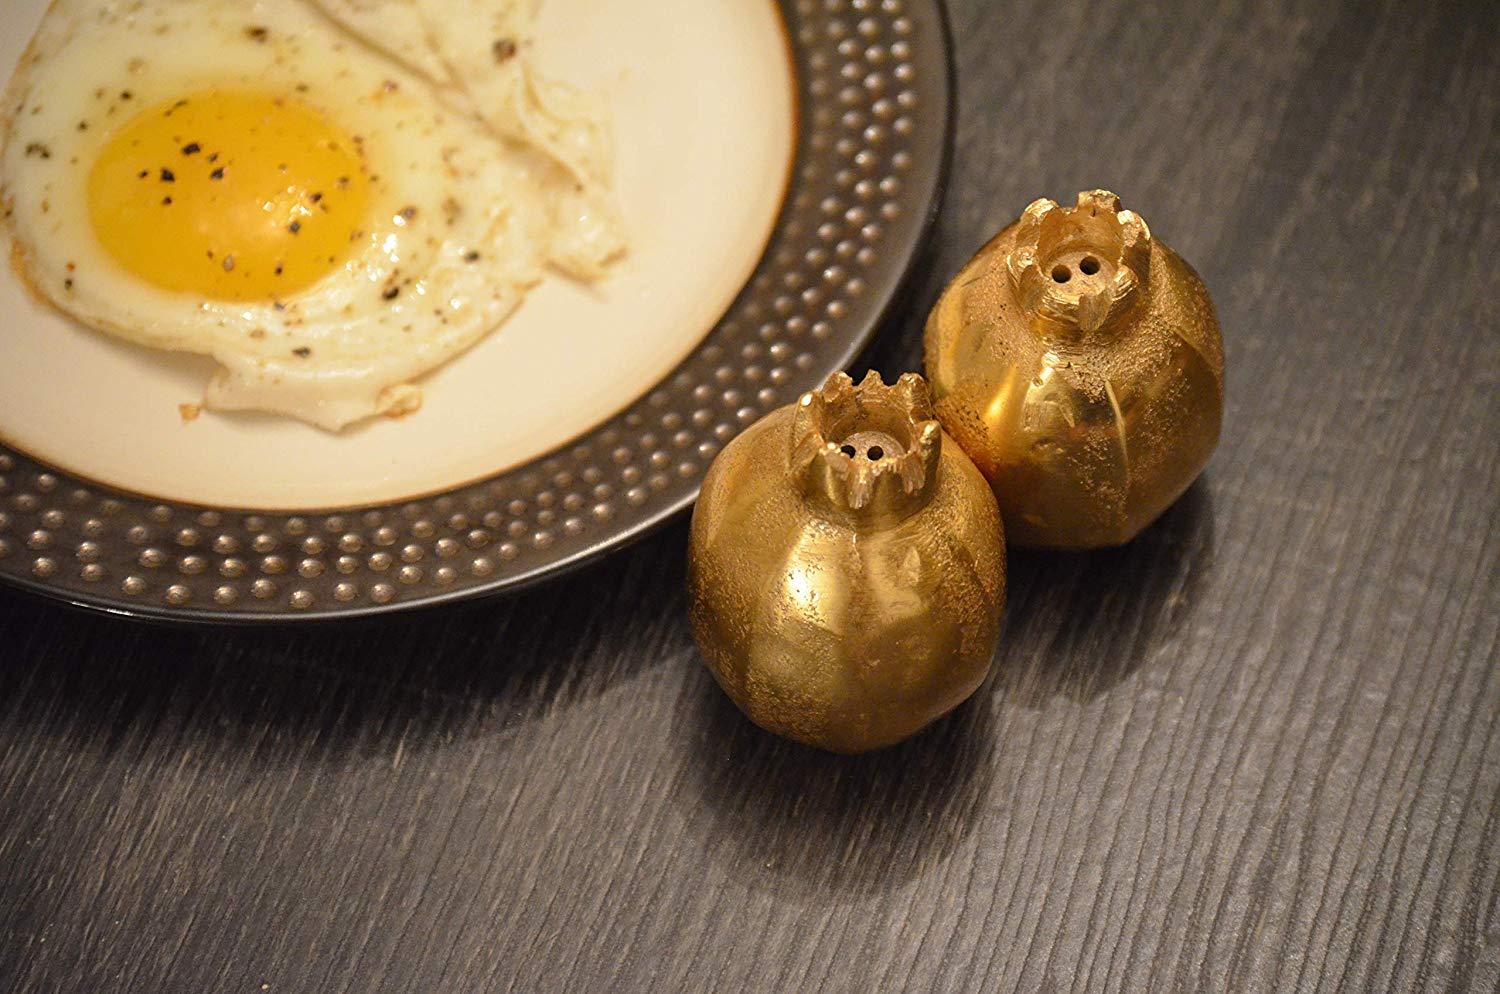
[{"x1": 2, "y1": 0, "x2": 1497, "y2": 990}]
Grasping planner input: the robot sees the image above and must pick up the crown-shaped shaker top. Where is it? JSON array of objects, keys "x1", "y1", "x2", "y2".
[
  {"x1": 1004, "y1": 189, "x2": 1153, "y2": 342},
  {"x1": 789, "y1": 371, "x2": 943, "y2": 528}
]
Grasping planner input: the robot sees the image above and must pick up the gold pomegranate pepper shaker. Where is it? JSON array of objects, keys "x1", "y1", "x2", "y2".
[
  {"x1": 925, "y1": 190, "x2": 1225, "y2": 549},
  {"x1": 688, "y1": 371, "x2": 1006, "y2": 753}
]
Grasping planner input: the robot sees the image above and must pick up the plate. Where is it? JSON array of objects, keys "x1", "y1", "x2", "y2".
[{"x1": 0, "y1": 0, "x2": 953, "y2": 621}]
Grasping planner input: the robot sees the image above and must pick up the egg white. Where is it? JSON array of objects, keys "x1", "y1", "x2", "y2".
[
  {"x1": 311, "y1": 0, "x2": 625, "y2": 277},
  {"x1": 1, "y1": 0, "x2": 624, "y2": 430}
]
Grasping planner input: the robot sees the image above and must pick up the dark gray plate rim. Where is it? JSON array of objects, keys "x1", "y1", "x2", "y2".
[{"x1": 0, "y1": 0, "x2": 954, "y2": 623}]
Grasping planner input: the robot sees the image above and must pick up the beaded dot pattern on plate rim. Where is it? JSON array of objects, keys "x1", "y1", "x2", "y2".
[{"x1": 0, "y1": 0, "x2": 950, "y2": 620}]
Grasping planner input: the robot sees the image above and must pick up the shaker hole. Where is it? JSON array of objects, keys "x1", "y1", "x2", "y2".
[
  {"x1": 1079, "y1": 255, "x2": 1101, "y2": 275},
  {"x1": 867, "y1": 446, "x2": 885, "y2": 460},
  {"x1": 1051, "y1": 264, "x2": 1071, "y2": 283}
]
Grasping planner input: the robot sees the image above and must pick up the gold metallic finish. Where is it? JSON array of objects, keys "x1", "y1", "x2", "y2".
[
  {"x1": 688, "y1": 372, "x2": 1006, "y2": 753},
  {"x1": 925, "y1": 190, "x2": 1224, "y2": 549}
]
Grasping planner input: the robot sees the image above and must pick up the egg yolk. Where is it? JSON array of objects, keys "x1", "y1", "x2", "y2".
[{"x1": 87, "y1": 90, "x2": 371, "y2": 301}]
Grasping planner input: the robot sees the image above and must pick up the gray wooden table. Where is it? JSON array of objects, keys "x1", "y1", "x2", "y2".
[{"x1": 2, "y1": 0, "x2": 1497, "y2": 990}]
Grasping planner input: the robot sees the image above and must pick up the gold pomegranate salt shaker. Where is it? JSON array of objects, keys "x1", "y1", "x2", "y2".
[
  {"x1": 687, "y1": 372, "x2": 1006, "y2": 753},
  {"x1": 924, "y1": 190, "x2": 1224, "y2": 549}
]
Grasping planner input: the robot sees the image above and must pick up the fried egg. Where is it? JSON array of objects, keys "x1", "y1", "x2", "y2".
[{"x1": 1, "y1": 0, "x2": 624, "y2": 430}]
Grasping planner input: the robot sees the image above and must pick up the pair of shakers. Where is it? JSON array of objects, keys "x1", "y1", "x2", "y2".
[{"x1": 688, "y1": 191, "x2": 1225, "y2": 752}]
